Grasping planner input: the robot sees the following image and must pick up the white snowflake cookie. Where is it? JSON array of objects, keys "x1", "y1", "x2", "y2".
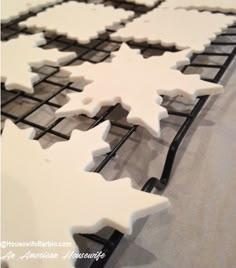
[
  {"x1": 1, "y1": 33, "x2": 76, "y2": 93},
  {"x1": 56, "y1": 44, "x2": 223, "y2": 137},
  {"x1": 1, "y1": 119, "x2": 169, "y2": 268}
]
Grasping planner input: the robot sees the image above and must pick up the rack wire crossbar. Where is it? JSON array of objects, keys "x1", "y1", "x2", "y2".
[{"x1": 1, "y1": 1, "x2": 236, "y2": 267}]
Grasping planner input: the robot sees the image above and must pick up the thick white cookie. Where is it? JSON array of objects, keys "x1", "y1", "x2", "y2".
[
  {"x1": 1, "y1": 0, "x2": 63, "y2": 23},
  {"x1": 56, "y1": 44, "x2": 223, "y2": 137},
  {"x1": 111, "y1": 8, "x2": 236, "y2": 53},
  {"x1": 1, "y1": 119, "x2": 169, "y2": 268},
  {"x1": 20, "y1": 1, "x2": 134, "y2": 44},
  {"x1": 160, "y1": 0, "x2": 236, "y2": 13},
  {"x1": 1, "y1": 33, "x2": 76, "y2": 93}
]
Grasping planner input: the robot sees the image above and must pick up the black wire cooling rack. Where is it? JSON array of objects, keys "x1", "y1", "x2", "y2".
[{"x1": 1, "y1": 0, "x2": 236, "y2": 267}]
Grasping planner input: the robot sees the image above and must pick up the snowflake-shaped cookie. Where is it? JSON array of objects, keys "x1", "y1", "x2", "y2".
[
  {"x1": 1, "y1": 120, "x2": 169, "y2": 268},
  {"x1": 1, "y1": 33, "x2": 76, "y2": 93},
  {"x1": 111, "y1": 9, "x2": 236, "y2": 52},
  {"x1": 56, "y1": 44, "x2": 223, "y2": 137},
  {"x1": 1, "y1": 0, "x2": 63, "y2": 23},
  {"x1": 160, "y1": 0, "x2": 236, "y2": 13},
  {"x1": 19, "y1": 1, "x2": 134, "y2": 44}
]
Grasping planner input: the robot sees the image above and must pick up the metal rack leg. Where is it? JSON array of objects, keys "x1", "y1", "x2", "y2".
[{"x1": 160, "y1": 96, "x2": 209, "y2": 186}]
